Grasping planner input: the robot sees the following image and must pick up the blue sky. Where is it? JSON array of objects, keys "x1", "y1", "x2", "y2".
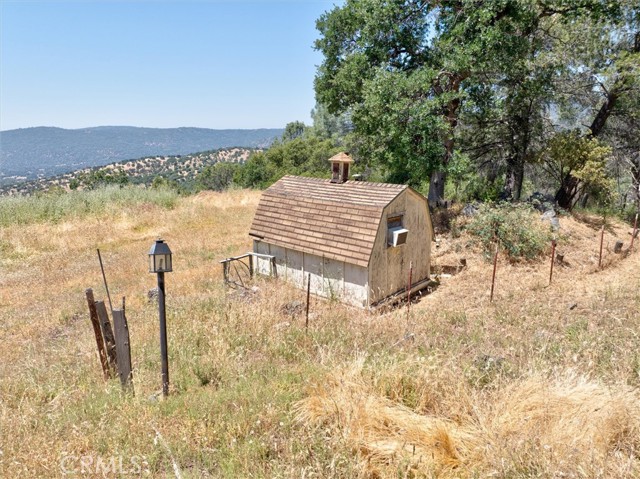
[{"x1": 0, "y1": 0, "x2": 339, "y2": 131}]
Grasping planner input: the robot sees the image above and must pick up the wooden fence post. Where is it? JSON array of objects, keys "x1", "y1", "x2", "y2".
[
  {"x1": 85, "y1": 288, "x2": 110, "y2": 379},
  {"x1": 95, "y1": 300, "x2": 117, "y2": 371},
  {"x1": 112, "y1": 308, "x2": 134, "y2": 393}
]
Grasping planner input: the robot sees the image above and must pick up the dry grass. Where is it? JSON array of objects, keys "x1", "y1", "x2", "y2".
[
  {"x1": 1, "y1": 189, "x2": 639, "y2": 478},
  {"x1": 296, "y1": 360, "x2": 640, "y2": 477}
]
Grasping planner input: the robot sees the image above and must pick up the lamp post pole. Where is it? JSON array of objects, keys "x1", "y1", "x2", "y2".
[
  {"x1": 157, "y1": 271, "x2": 169, "y2": 397},
  {"x1": 149, "y1": 238, "x2": 172, "y2": 398}
]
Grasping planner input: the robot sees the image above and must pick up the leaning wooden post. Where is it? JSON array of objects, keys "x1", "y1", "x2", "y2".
[
  {"x1": 85, "y1": 288, "x2": 110, "y2": 380},
  {"x1": 598, "y1": 225, "x2": 605, "y2": 269},
  {"x1": 95, "y1": 300, "x2": 118, "y2": 371},
  {"x1": 490, "y1": 243, "x2": 499, "y2": 302},
  {"x1": 112, "y1": 307, "x2": 134, "y2": 393},
  {"x1": 549, "y1": 240, "x2": 557, "y2": 285},
  {"x1": 305, "y1": 273, "x2": 311, "y2": 331},
  {"x1": 630, "y1": 213, "x2": 638, "y2": 251},
  {"x1": 406, "y1": 261, "x2": 413, "y2": 322}
]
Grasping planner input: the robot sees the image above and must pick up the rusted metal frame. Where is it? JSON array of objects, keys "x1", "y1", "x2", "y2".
[
  {"x1": 221, "y1": 258, "x2": 251, "y2": 288},
  {"x1": 218, "y1": 252, "x2": 274, "y2": 264},
  {"x1": 220, "y1": 255, "x2": 250, "y2": 287},
  {"x1": 220, "y1": 252, "x2": 276, "y2": 287},
  {"x1": 231, "y1": 262, "x2": 246, "y2": 288}
]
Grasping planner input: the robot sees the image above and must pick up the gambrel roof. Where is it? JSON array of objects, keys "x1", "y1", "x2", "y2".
[{"x1": 249, "y1": 175, "x2": 410, "y2": 267}]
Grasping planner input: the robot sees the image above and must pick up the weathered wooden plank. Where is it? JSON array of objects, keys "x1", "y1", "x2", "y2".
[
  {"x1": 112, "y1": 308, "x2": 134, "y2": 393},
  {"x1": 95, "y1": 300, "x2": 117, "y2": 370},
  {"x1": 85, "y1": 288, "x2": 110, "y2": 380}
]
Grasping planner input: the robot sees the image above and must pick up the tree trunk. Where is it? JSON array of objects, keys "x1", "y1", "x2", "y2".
[
  {"x1": 590, "y1": 91, "x2": 619, "y2": 138},
  {"x1": 428, "y1": 77, "x2": 462, "y2": 206},
  {"x1": 554, "y1": 33, "x2": 637, "y2": 208},
  {"x1": 429, "y1": 128, "x2": 456, "y2": 206},
  {"x1": 555, "y1": 172, "x2": 581, "y2": 210},
  {"x1": 554, "y1": 90, "x2": 619, "y2": 209},
  {"x1": 579, "y1": 193, "x2": 590, "y2": 209},
  {"x1": 504, "y1": 156, "x2": 525, "y2": 201},
  {"x1": 428, "y1": 170, "x2": 446, "y2": 206}
]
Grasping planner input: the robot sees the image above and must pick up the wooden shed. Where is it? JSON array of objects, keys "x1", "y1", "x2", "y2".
[{"x1": 248, "y1": 153, "x2": 434, "y2": 307}]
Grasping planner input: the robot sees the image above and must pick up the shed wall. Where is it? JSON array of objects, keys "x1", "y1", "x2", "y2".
[
  {"x1": 252, "y1": 240, "x2": 368, "y2": 307},
  {"x1": 254, "y1": 241, "x2": 272, "y2": 275},
  {"x1": 368, "y1": 190, "x2": 431, "y2": 304}
]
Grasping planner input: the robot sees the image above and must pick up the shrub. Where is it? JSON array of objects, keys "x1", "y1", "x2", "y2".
[
  {"x1": 196, "y1": 162, "x2": 240, "y2": 192},
  {"x1": 464, "y1": 202, "x2": 553, "y2": 261}
]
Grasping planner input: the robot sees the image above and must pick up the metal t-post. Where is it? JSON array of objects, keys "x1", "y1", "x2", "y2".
[{"x1": 157, "y1": 271, "x2": 169, "y2": 397}]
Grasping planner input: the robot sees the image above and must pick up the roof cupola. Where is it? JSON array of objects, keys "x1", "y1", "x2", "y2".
[{"x1": 328, "y1": 152, "x2": 354, "y2": 184}]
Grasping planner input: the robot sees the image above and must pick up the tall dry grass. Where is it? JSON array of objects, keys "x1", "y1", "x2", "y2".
[
  {"x1": 1, "y1": 188, "x2": 639, "y2": 477},
  {"x1": 295, "y1": 358, "x2": 640, "y2": 477}
]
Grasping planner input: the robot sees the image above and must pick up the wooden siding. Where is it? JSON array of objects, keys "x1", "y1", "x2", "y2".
[
  {"x1": 254, "y1": 240, "x2": 369, "y2": 307},
  {"x1": 368, "y1": 189, "x2": 432, "y2": 304},
  {"x1": 249, "y1": 176, "x2": 407, "y2": 267}
]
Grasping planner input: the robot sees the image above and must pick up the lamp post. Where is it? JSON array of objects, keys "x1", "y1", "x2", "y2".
[{"x1": 149, "y1": 239, "x2": 173, "y2": 397}]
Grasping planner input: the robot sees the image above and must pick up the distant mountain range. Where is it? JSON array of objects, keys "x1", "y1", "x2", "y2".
[{"x1": 0, "y1": 126, "x2": 283, "y2": 185}]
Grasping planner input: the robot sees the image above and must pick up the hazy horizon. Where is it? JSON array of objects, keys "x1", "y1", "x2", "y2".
[
  {"x1": 0, "y1": 124, "x2": 286, "y2": 133},
  {"x1": 0, "y1": 1, "x2": 338, "y2": 131}
]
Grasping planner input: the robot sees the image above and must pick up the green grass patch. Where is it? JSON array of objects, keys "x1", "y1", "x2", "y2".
[{"x1": 0, "y1": 185, "x2": 178, "y2": 226}]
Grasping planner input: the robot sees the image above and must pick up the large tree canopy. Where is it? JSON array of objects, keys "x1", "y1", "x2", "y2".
[{"x1": 314, "y1": 0, "x2": 636, "y2": 206}]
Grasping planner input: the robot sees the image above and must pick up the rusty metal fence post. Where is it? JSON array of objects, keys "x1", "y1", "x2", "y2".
[
  {"x1": 490, "y1": 243, "x2": 499, "y2": 302},
  {"x1": 549, "y1": 240, "x2": 557, "y2": 285}
]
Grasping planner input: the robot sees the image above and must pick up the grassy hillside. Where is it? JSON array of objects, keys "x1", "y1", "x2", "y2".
[
  {"x1": 1, "y1": 147, "x2": 255, "y2": 195},
  {"x1": 0, "y1": 189, "x2": 638, "y2": 478}
]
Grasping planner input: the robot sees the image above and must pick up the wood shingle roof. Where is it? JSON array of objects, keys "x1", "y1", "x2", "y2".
[{"x1": 249, "y1": 175, "x2": 407, "y2": 267}]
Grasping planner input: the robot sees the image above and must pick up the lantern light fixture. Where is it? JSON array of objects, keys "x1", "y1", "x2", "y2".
[{"x1": 148, "y1": 239, "x2": 172, "y2": 273}]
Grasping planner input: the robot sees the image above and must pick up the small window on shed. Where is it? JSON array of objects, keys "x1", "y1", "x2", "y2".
[
  {"x1": 387, "y1": 215, "x2": 409, "y2": 247},
  {"x1": 388, "y1": 215, "x2": 403, "y2": 228}
]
